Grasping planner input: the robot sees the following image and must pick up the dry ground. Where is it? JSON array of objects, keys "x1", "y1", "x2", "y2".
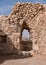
[{"x1": 0, "y1": 54, "x2": 46, "y2": 65}]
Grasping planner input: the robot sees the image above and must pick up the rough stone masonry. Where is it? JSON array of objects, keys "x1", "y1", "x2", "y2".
[{"x1": 0, "y1": 2, "x2": 46, "y2": 55}]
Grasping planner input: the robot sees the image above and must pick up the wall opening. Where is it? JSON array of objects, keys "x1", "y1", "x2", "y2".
[
  {"x1": 20, "y1": 22, "x2": 33, "y2": 51},
  {"x1": 0, "y1": 35, "x2": 7, "y2": 44},
  {"x1": 0, "y1": 30, "x2": 7, "y2": 44}
]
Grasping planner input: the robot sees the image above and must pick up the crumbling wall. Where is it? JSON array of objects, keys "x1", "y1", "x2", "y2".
[{"x1": 0, "y1": 2, "x2": 46, "y2": 55}]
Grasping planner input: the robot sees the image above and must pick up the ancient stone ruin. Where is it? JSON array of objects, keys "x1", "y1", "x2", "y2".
[{"x1": 0, "y1": 2, "x2": 46, "y2": 55}]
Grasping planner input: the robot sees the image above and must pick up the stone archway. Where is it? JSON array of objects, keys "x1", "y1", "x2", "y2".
[{"x1": 19, "y1": 22, "x2": 33, "y2": 51}]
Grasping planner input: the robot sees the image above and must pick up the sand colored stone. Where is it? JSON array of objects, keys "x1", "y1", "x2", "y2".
[{"x1": 0, "y1": 2, "x2": 46, "y2": 55}]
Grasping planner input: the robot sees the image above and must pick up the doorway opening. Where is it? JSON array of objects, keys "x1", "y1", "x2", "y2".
[{"x1": 20, "y1": 22, "x2": 32, "y2": 51}]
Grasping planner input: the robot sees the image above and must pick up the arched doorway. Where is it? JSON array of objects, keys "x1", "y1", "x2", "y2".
[{"x1": 20, "y1": 22, "x2": 33, "y2": 51}]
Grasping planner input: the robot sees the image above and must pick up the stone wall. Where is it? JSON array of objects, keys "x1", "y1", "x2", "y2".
[{"x1": 0, "y1": 2, "x2": 46, "y2": 55}]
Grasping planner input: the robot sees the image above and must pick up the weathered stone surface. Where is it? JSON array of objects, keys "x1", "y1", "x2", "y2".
[{"x1": 0, "y1": 2, "x2": 46, "y2": 55}]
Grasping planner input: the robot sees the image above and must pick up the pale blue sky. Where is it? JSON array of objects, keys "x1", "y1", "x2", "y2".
[
  {"x1": 0, "y1": 0, "x2": 46, "y2": 15},
  {"x1": 22, "y1": 29, "x2": 30, "y2": 41}
]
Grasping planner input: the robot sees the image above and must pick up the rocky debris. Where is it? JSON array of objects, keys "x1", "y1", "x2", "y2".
[{"x1": 16, "y1": 51, "x2": 32, "y2": 57}]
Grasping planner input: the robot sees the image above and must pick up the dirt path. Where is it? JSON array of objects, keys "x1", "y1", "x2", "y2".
[{"x1": 0, "y1": 54, "x2": 46, "y2": 65}]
